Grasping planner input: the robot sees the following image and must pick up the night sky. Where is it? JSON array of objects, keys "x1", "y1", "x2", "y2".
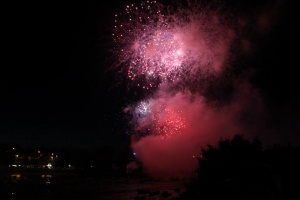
[{"x1": 1, "y1": 0, "x2": 299, "y2": 148}]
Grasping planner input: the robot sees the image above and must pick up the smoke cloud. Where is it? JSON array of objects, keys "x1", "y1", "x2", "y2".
[{"x1": 113, "y1": 0, "x2": 287, "y2": 179}]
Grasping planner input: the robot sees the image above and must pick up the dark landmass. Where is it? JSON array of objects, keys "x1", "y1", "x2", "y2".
[{"x1": 1, "y1": 135, "x2": 300, "y2": 199}]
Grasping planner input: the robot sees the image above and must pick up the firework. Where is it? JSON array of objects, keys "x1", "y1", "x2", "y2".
[
  {"x1": 113, "y1": 0, "x2": 230, "y2": 89},
  {"x1": 114, "y1": 0, "x2": 237, "y2": 140},
  {"x1": 131, "y1": 99, "x2": 187, "y2": 140},
  {"x1": 154, "y1": 107, "x2": 187, "y2": 139}
]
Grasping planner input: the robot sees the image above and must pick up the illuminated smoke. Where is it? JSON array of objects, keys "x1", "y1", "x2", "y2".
[
  {"x1": 129, "y1": 84, "x2": 266, "y2": 178},
  {"x1": 112, "y1": 0, "x2": 283, "y2": 179}
]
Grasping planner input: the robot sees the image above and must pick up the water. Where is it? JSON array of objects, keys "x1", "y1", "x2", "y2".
[{"x1": 0, "y1": 171, "x2": 185, "y2": 200}]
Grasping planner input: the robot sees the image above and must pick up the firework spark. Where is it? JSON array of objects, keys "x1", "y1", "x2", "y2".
[
  {"x1": 113, "y1": 0, "x2": 231, "y2": 89},
  {"x1": 131, "y1": 99, "x2": 187, "y2": 140},
  {"x1": 154, "y1": 107, "x2": 187, "y2": 140}
]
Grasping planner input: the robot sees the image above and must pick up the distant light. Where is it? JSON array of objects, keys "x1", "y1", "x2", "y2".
[
  {"x1": 12, "y1": 147, "x2": 15, "y2": 150},
  {"x1": 15, "y1": 154, "x2": 19, "y2": 158},
  {"x1": 47, "y1": 163, "x2": 52, "y2": 169},
  {"x1": 68, "y1": 164, "x2": 72, "y2": 168},
  {"x1": 133, "y1": 152, "x2": 137, "y2": 156},
  {"x1": 91, "y1": 165, "x2": 93, "y2": 168},
  {"x1": 38, "y1": 150, "x2": 40, "y2": 154},
  {"x1": 11, "y1": 174, "x2": 21, "y2": 179}
]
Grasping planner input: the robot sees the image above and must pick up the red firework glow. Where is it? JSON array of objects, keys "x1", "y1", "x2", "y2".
[
  {"x1": 113, "y1": 0, "x2": 282, "y2": 178},
  {"x1": 155, "y1": 108, "x2": 187, "y2": 140},
  {"x1": 130, "y1": 99, "x2": 187, "y2": 140}
]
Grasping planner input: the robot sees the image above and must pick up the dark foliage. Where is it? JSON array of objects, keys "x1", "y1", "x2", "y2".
[{"x1": 179, "y1": 134, "x2": 300, "y2": 200}]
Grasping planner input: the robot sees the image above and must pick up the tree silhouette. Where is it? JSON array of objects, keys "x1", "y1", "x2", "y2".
[{"x1": 179, "y1": 134, "x2": 300, "y2": 200}]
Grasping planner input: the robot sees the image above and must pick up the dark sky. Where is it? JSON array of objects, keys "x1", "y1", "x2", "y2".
[
  {"x1": 1, "y1": 2, "x2": 128, "y2": 148},
  {"x1": 1, "y1": 0, "x2": 299, "y2": 148}
]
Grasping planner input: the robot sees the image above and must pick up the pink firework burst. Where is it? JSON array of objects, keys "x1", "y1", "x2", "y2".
[
  {"x1": 112, "y1": 0, "x2": 231, "y2": 89},
  {"x1": 113, "y1": 1, "x2": 190, "y2": 88}
]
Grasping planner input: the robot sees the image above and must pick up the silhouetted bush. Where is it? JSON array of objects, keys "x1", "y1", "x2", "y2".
[{"x1": 179, "y1": 134, "x2": 300, "y2": 200}]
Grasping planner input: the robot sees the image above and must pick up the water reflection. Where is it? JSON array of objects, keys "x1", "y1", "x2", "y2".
[
  {"x1": 1, "y1": 173, "x2": 54, "y2": 199},
  {"x1": 10, "y1": 174, "x2": 21, "y2": 182},
  {"x1": 10, "y1": 173, "x2": 32, "y2": 183},
  {"x1": 41, "y1": 174, "x2": 52, "y2": 185},
  {"x1": 1, "y1": 173, "x2": 183, "y2": 200}
]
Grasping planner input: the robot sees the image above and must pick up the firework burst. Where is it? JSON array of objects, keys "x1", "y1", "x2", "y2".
[
  {"x1": 131, "y1": 99, "x2": 187, "y2": 140},
  {"x1": 113, "y1": 0, "x2": 230, "y2": 89},
  {"x1": 114, "y1": 0, "x2": 238, "y2": 140}
]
